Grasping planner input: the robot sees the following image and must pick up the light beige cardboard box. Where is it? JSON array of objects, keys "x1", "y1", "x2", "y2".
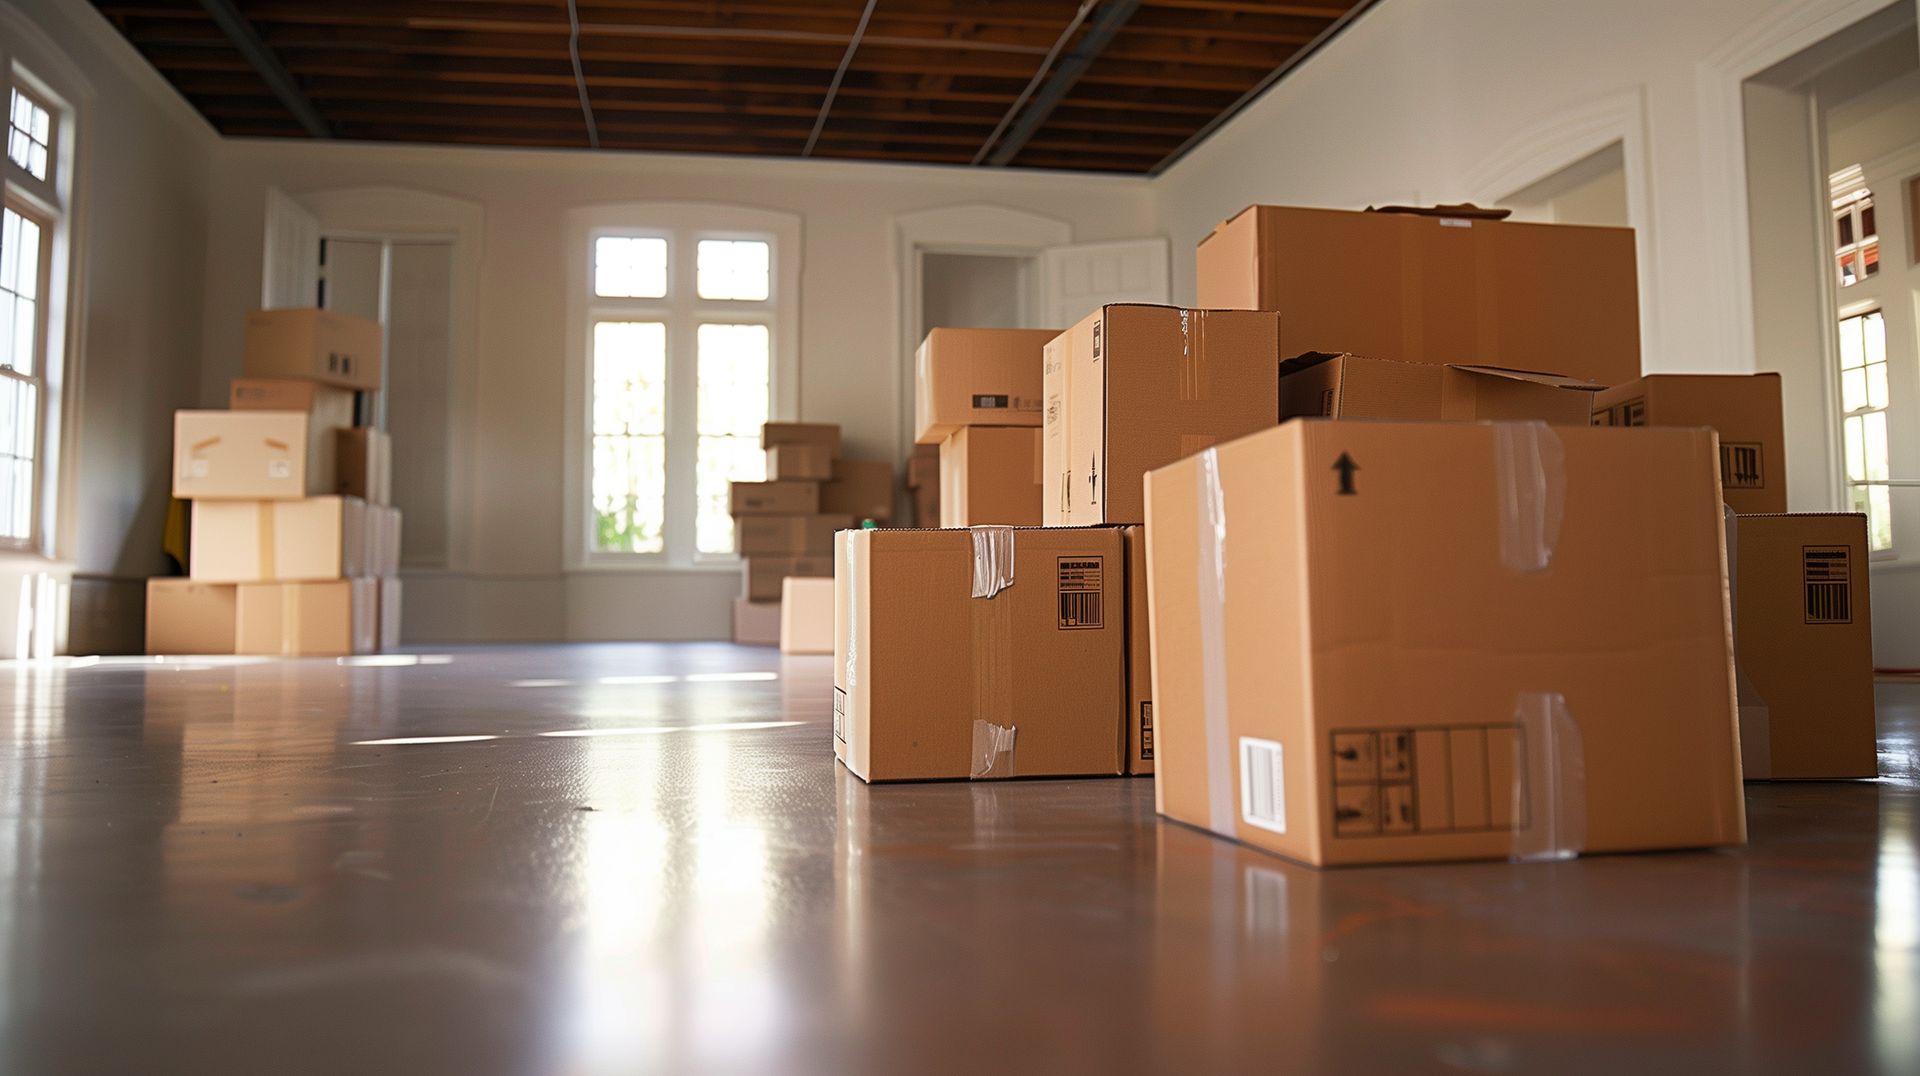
[
  {"x1": 732, "y1": 597, "x2": 780, "y2": 646},
  {"x1": 1122, "y1": 525, "x2": 1154, "y2": 777},
  {"x1": 190, "y1": 496, "x2": 367, "y2": 583},
  {"x1": 1044, "y1": 305, "x2": 1282, "y2": 526},
  {"x1": 742, "y1": 555, "x2": 833, "y2": 603},
  {"x1": 833, "y1": 526, "x2": 1125, "y2": 782},
  {"x1": 173, "y1": 411, "x2": 317, "y2": 500},
  {"x1": 730, "y1": 480, "x2": 819, "y2": 516},
  {"x1": 336, "y1": 427, "x2": 392, "y2": 506},
  {"x1": 1197, "y1": 204, "x2": 1640, "y2": 387},
  {"x1": 236, "y1": 578, "x2": 378, "y2": 657},
  {"x1": 145, "y1": 579, "x2": 237, "y2": 655},
  {"x1": 780, "y1": 576, "x2": 834, "y2": 655},
  {"x1": 231, "y1": 378, "x2": 354, "y2": 492},
  {"x1": 940, "y1": 427, "x2": 1041, "y2": 527},
  {"x1": 762, "y1": 422, "x2": 841, "y2": 456},
  {"x1": 244, "y1": 308, "x2": 384, "y2": 391},
  {"x1": 767, "y1": 443, "x2": 833, "y2": 481},
  {"x1": 822, "y1": 458, "x2": 894, "y2": 522},
  {"x1": 914, "y1": 328, "x2": 1059, "y2": 444},
  {"x1": 736, "y1": 514, "x2": 850, "y2": 557},
  {"x1": 1592, "y1": 373, "x2": 1787, "y2": 514},
  {"x1": 1729, "y1": 512, "x2": 1876, "y2": 779},
  {"x1": 1278, "y1": 353, "x2": 1601, "y2": 425},
  {"x1": 1145, "y1": 420, "x2": 1745, "y2": 867}
]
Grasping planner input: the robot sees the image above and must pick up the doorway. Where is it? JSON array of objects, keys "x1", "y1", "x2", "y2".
[{"x1": 920, "y1": 253, "x2": 1031, "y2": 332}]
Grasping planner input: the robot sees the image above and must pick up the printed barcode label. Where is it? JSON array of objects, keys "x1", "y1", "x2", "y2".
[
  {"x1": 1140, "y1": 701, "x2": 1154, "y2": 760},
  {"x1": 972, "y1": 393, "x2": 1010, "y2": 409},
  {"x1": 1803, "y1": 546, "x2": 1852, "y2": 624},
  {"x1": 833, "y1": 687, "x2": 848, "y2": 742},
  {"x1": 1598, "y1": 397, "x2": 1648, "y2": 428},
  {"x1": 1239, "y1": 737, "x2": 1286, "y2": 833},
  {"x1": 1720, "y1": 442, "x2": 1764, "y2": 489},
  {"x1": 1057, "y1": 557, "x2": 1104, "y2": 629},
  {"x1": 1319, "y1": 388, "x2": 1335, "y2": 416}
]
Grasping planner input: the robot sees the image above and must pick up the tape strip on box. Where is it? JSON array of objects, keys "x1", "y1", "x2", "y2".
[
  {"x1": 969, "y1": 526, "x2": 1017, "y2": 779},
  {"x1": 1508, "y1": 691, "x2": 1586, "y2": 862},
  {"x1": 1195, "y1": 448, "x2": 1235, "y2": 835},
  {"x1": 1493, "y1": 421, "x2": 1566, "y2": 574}
]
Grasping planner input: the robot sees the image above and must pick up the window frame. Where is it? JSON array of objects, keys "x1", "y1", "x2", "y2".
[
  {"x1": 0, "y1": 195, "x2": 52, "y2": 550},
  {"x1": 1835, "y1": 306, "x2": 1895, "y2": 556},
  {"x1": 6, "y1": 81, "x2": 55, "y2": 193}
]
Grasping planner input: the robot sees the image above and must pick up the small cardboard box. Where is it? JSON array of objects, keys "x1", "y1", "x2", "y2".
[
  {"x1": 821, "y1": 459, "x2": 894, "y2": 523},
  {"x1": 1044, "y1": 305, "x2": 1282, "y2": 526},
  {"x1": 940, "y1": 426, "x2": 1042, "y2": 527},
  {"x1": 780, "y1": 576, "x2": 834, "y2": 655},
  {"x1": 190, "y1": 496, "x2": 368, "y2": 583},
  {"x1": 741, "y1": 555, "x2": 833, "y2": 602},
  {"x1": 336, "y1": 427, "x2": 392, "y2": 506},
  {"x1": 1279, "y1": 353, "x2": 1602, "y2": 425},
  {"x1": 761, "y1": 422, "x2": 841, "y2": 456},
  {"x1": 914, "y1": 328, "x2": 1059, "y2": 444},
  {"x1": 767, "y1": 443, "x2": 833, "y2": 481},
  {"x1": 1729, "y1": 512, "x2": 1877, "y2": 779},
  {"x1": 1122, "y1": 525, "x2": 1154, "y2": 776},
  {"x1": 145, "y1": 579, "x2": 237, "y2": 655},
  {"x1": 173, "y1": 411, "x2": 316, "y2": 500},
  {"x1": 730, "y1": 480, "x2": 820, "y2": 516},
  {"x1": 733, "y1": 597, "x2": 780, "y2": 646},
  {"x1": 736, "y1": 514, "x2": 851, "y2": 557},
  {"x1": 906, "y1": 444, "x2": 939, "y2": 490},
  {"x1": 231, "y1": 378, "x2": 354, "y2": 491},
  {"x1": 1196, "y1": 204, "x2": 1640, "y2": 387},
  {"x1": 833, "y1": 526, "x2": 1126, "y2": 782},
  {"x1": 1592, "y1": 373, "x2": 1786, "y2": 514},
  {"x1": 378, "y1": 577, "x2": 403, "y2": 652},
  {"x1": 244, "y1": 308, "x2": 384, "y2": 391},
  {"x1": 1144, "y1": 420, "x2": 1745, "y2": 867},
  {"x1": 236, "y1": 578, "x2": 378, "y2": 657}
]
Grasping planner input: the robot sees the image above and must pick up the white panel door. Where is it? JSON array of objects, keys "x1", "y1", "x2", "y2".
[
  {"x1": 1038, "y1": 237, "x2": 1170, "y2": 328},
  {"x1": 261, "y1": 188, "x2": 320, "y2": 309}
]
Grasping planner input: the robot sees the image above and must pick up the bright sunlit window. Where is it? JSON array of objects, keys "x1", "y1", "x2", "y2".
[
  {"x1": 6, "y1": 88, "x2": 49, "y2": 182},
  {"x1": 594, "y1": 236, "x2": 667, "y2": 300},
  {"x1": 1, "y1": 59, "x2": 67, "y2": 553},
  {"x1": 1838, "y1": 310, "x2": 1893, "y2": 552}
]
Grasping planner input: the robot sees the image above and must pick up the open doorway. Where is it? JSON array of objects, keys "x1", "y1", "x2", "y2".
[
  {"x1": 921, "y1": 253, "x2": 1031, "y2": 332},
  {"x1": 1502, "y1": 142, "x2": 1629, "y2": 228}
]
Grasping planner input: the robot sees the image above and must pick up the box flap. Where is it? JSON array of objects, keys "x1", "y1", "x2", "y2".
[
  {"x1": 1447, "y1": 364, "x2": 1602, "y2": 392},
  {"x1": 1366, "y1": 202, "x2": 1512, "y2": 221},
  {"x1": 1278, "y1": 351, "x2": 1347, "y2": 378}
]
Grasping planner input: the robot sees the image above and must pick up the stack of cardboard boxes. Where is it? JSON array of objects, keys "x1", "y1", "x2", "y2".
[
  {"x1": 145, "y1": 308, "x2": 401, "y2": 658},
  {"x1": 914, "y1": 328, "x2": 1059, "y2": 527}
]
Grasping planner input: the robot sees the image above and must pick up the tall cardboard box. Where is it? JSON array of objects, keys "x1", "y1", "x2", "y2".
[
  {"x1": 821, "y1": 459, "x2": 894, "y2": 523},
  {"x1": 833, "y1": 526, "x2": 1125, "y2": 781},
  {"x1": 940, "y1": 427, "x2": 1042, "y2": 527},
  {"x1": 730, "y1": 480, "x2": 819, "y2": 515},
  {"x1": 780, "y1": 576, "x2": 834, "y2": 655},
  {"x1": 1196, "y1": 204, "x2": 1640, "y2": 387},
  {"x1": 736, "y1": 514, "x2": 850, "y2": 557},
  {"x1": 1122, "y1": 525, "x2": 1153, "y2": 776},
  {"x1": 1592, "y1": 373, "x2": 1787, "y2": 514},
  {"x1": 1278, "y1": 353, "x2": 1601, "y2": 424},
  {"x1": 914, "y1": 328, "x2": 1059, "y2": 444},
  {"x1": 145, "y1": 579, "x2": 238, "y2": 655},
  {"x1": 231, "y1": 378, "x2": 354, "y2": 492},
  {"x1": 1730, "y1": 512, "x2": 1876, "y2": 779},
  {"x1": 243, "y1": 308, "x2": 385, "y2": 391},
  {"x1": 741, "y1": 555, "x2": 833, "y2": 602},
  {"x1": 173, "y1": 411, "x2": 316, "y2": 500},
  {"x1": 1144, "y1": 421, "x2": 1745, "y2": 866},
  {"x1": 190, "y1": 496, "x2": 367, "y2": 583},
  {"x1": 236, "y1": 578, "x2": 378, "y2": 657},
  {"x1": 733, "y1": 597, "x2": 781, "y2": 646},
  {"x1": 767, "y1": 443, "x2": 833, "y2": 481},
  {"x1": 762, "y1": 422, "x2": 841, "y2": 456},
  {"x1": 1044, "y1": 305, "x2": 1282, "y2": 526},
  {"x1": 336, "y1": 427, "x2": 392, "y2": 505}
]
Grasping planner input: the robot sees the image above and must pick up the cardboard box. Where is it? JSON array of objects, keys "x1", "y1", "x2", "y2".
[
  {"x1": 145, "y1": 579, "x2": 237, "y2": 655},
  {"x1": 911, "y1": 486, "x2": 939, "y2": 530},
  {"x1": 1144, "y1": 420, "x2": 1744, "y2": 866},
  {"x1": 336, "y1": 427, "x2": 392, "y2": 506},
  {"x1": 729, "y1": 480, "x2": 820, "y2": 516},
  {"x1": 244, "y1": 308, "x2": 384, "y2": 391},
  {"x1": 906, "y1": 444, "x2": 939, "y2": 489},
  {"x1": 940, "y1": 426, "x2": 1042, "y2": 527},
  {"x1": 761, "y1": 422, "x2": 841, "y2": 456},
  {"x1": 780, "y1": 576, "x2": 834, "y2": 655},
  {"x1": 236, "y1": 578, "x2": 378, "y2": 657},
  {"x1": 1729, "y1": 512, "x2": 1876, "y2": 779},
  {"x1": 821, "y1": 459, "x2": 894, "y2": 523},
  {"x1": 231, "y1": 378, "x2": 354, "y2": 492},
  {"x1": 190, "y1": 496, "x2": 367, "y2": 583},
  {"x1": 1196, "y1": 204, "x2": 1640, "y2": 387},
  {"x1": 733, "y1": 597, "x2": 780, "y2": 646},
  {"x1": 741, "y1": 554, "x2": 833, "y2": 602},
  {"x1": 173, "y1": 411, "x2": 317, "y2": 500},
  {"x1": 1279, "y1": 353, "x2": 1601, "y2": 425},
  {"x1": 378, "y1": 577, "x2": 403, "y2": 653},
  {"x1": 1122, "y1": 526, "x2": 1154, "y2": 776},
  {"x1": 767, "y1": 443, "x2": 833, "y2": 481},
  {"x1": 1592, "y1": 373, "x2": 1786, "y2": 514},
  {"x1": 833, "y1": 526, "x2": 1126, "y2": 781},
  {"x1": 736, "y1": 514, "x2": 851, "y2": 557},
  {"x1": 1044, "y1": 305, "x2": 1282, "y2": 526},
  {"x1": 914, "y1": 328, "x2": 1059, "y2": 444}
]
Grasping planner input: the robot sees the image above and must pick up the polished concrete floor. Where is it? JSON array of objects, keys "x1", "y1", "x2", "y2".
[{"x1": 0, "y1": 644, "x2": 1915, "y2": 1074}]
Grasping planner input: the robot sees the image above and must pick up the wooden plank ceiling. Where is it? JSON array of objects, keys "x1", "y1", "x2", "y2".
[{"x1": 91, "y1": 0, "x2": 1373, "y2": 174}]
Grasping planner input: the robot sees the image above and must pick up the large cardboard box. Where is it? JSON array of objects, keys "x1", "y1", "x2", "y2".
[
  {"x1": 1592, "y1": 373, "x2": 1787, "y2": 514},
  {"x1": 1123, "y1": 525, "x2": 1154, "y2": 776},
  {"x1": 730, "y1": 480, "x2": 819, "y2": 516},
  {"x1": 145, "y1": 579, "x2": 237, "y2": 655},
  {"x1": 1729, "y1": 512, "x2": 1877, "y2": 779},
  {"x1": 780, "y1": 576, "x2": 834, "y2": 655},
  {"x1": 833, "y1": 526, "x2": 1126, "y2": 781},
  {"x1": 940, "y1": 426, "x2": 1042, "y2": 527},
  {"x1": 336, "y1": 427, "x2": 392, "y2": 506},
  {"x1": 173, "y1": 411, "x2": 317, "y2": 500},
  {"x1": 1278, "y1": 353, "x2": 1601, "y2": 425},
  {"x1": 1044, "y1": 305, "x2": 1282, "y2": 526},
  {"x1": 767, "y1": 443, "x2": 833, "y2": 481},
  {"x1": 741, "y1": 554, "x2": 833, "y2": 602},
  {"x1": 821, "y1": 458, "x2": 894, "y2": 523},
  {"x1": 378, "y1": 577, "x2": 403, "y2": 653},
  {"x1": 236, "y1": 578, "x2": 378, "y2": 657},
  {"x1": 733, "y1": 597, "x2": 780, "y2": 646},
  {"x1": 231, "y1": 378, "x2": 354, "y2": 491},
  {"x1": 190, "y1": 496, "x2": 367, "y2": 583},
  {"x1": 914, "y1": 328, "x2": 1058, "y2": 444},
  {"x1": 762, "y1": 422, "x2": 841, "y2": 456},
  {"x1": 1144, "y1": 420, "x2": 1745, "y2": 866},
  {"x1": 243, "y1": 308, "x2": 384, "y2": 391},
  {"x1": 1196, "y1": 204, "x2": 1640, "y2": 387},
  {"x1": 736, "y1": 514, "x2": 850, "y2": 557}
]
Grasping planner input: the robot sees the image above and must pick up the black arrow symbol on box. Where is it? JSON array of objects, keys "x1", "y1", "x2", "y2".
[{"x1": 1333, "y1": 452, "x2": 1359, "y2": 495}]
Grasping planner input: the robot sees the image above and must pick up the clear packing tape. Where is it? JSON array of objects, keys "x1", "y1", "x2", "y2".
[{"x1": 969, "y1": 526, "x2": 1017, "y2": 779}]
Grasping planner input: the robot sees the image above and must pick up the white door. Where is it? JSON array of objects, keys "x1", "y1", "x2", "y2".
[
  {"x1": 261, "y1": 187, "x2": 320, "y2": 309},
  {"x1": 1038, "y1": 237, "x2": 1170, "y2": 328}
]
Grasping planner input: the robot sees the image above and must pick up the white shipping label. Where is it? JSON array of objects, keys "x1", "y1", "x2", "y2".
[
  {"x1": 268, "y1": 460, "x2": 291, "y2": 479},
  {"x1": 1439, "y1": 218, "x2": 1472, "y2": 228},
  {"x1": 1240, "y1": 736, "x2": 1287, "y2": 834},
  {"x1": 188, "y1": 459, "x2": 209, "y2": 478}
]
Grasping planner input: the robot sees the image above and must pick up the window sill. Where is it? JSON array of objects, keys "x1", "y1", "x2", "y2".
[
  {"x1": 566, "y1": 559, "x2": 743, "y2": 575},
  {"x1": 0, "y1": 549, "x2": 72, "y2": 575}
]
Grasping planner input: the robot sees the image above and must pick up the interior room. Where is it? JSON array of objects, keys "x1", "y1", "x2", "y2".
[{"x1": 2, "y1": 0, "x2": 1918, "y2": 1070}]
